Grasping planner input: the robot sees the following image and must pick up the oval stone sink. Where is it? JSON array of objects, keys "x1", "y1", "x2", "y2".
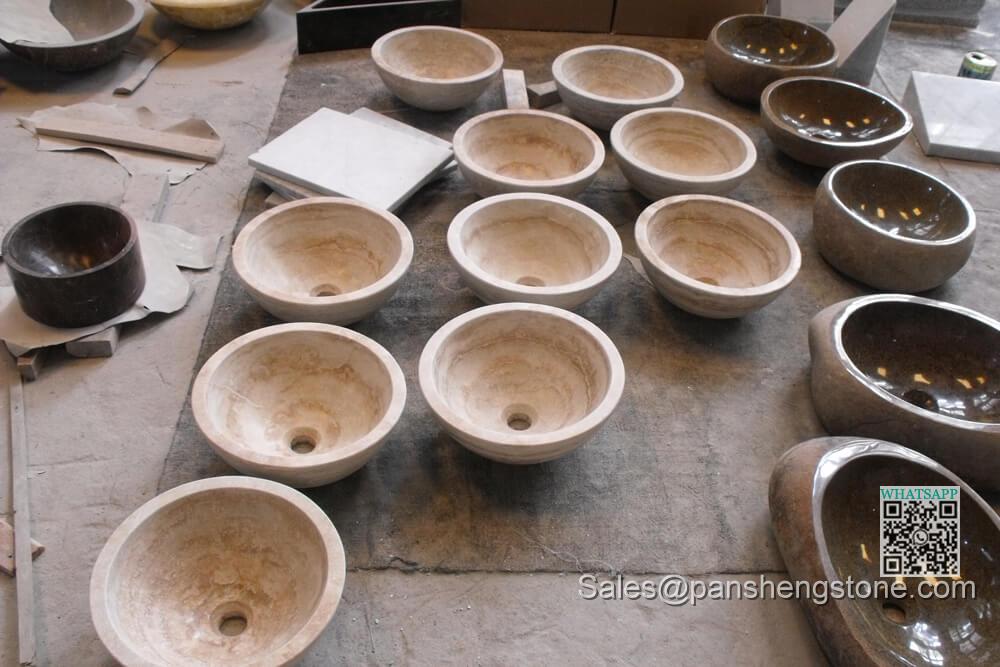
[
  {"x1": 192, "y1": 323, "x2": 407, "y2": 488},
  {"x1": 634, "y1": 195, "x2": 801, "y2": 318},
  {"x1": 552, "y1": 45, "x2": 684, "y2": 130},
  {"x1": 770, "y1": 437, "x2": 1000, "y2": 666},
  {"x1": 452, "y1": 109, "x2": 605, "y2": 198},
  {"x1": 809, "y1": 295, "x2": 1000, "y2": 488},
  {"x1": 611, "y1": 108, "x2": 757, "y2": 199},
  {"x1": 233, "y1": 197, "x2": 413, "y2": 325},
  {"x1": 447, "y1": 193, "x2": 622, "y2": 309},
  {"x1": 2, "y1": 202, "x2": 145, "y2": 328},
  {"x1": 761, "y1": 76, "x2": 912, "y2": 167},
  {"x1": 814, "y1": 160, "x2": 976, "y2": 293},
  {"x1": 150, "y1": 0, "x2": 272, "y2": 30},
  {"x1": 418, "y1": 303, "x2": 625, "y2": 464},
  {"x1": 91, "y1": 476, "x2": 346, "y2": 666},
  {"x1": 705, "y1": 14, "x2": 838, "y2": 105},
  {"x1": 372, "y1": 26, "x2": 503, "y2": 111}
]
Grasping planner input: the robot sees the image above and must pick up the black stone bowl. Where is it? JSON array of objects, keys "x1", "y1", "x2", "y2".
[{"x1": 3, "y1": 203, "x2": 146, "y2": 328}]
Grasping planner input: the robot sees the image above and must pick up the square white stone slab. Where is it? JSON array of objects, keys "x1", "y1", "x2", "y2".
[
  {"x1": 249, "y1": 108, "x2": 453, "y2": 211},
  {"x1": 903, "y1": 71, "x2": 1000, "y2": 165}
]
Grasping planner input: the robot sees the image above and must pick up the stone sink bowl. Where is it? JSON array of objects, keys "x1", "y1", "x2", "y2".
[
  {"x1": 634, "y1": 195, "x2": 801, "y2": 318},
  {"x1": 809, "y1": 294, "x2": 1000, "y2": 489},
  {"x1": 193, "y1": 323, "x2": 406, "y2": 488},
  {"x1": 705, "y1": 14, "x2": 838, "y2": 105},
  {"x1": 761, "y1": 76, "x2": 913, "y2": 167},
  {"x1": 770, "y1": 436, "x2": 1000, "y2": 666},
  {"x1": 447, "y1": 193, "x2": 622, "y2": 310},
  {"x1": 149, "y1": 0, "x2": 272, "y2": 30},
  {"x1": 91, "y1": 476, "x2": 346, "y2": 666},
  {"x1": 0, "y1": 0, "x2": 143, "y2": 71},
  {"x1": 371, "y1": 26, "x2": 503, "y2": 111},
  {"x1": 814, "y1": 160, "x2": 976, "y2": 293},
  {"x1": 552, "y1": 45, "x2": 684, "y2": 130},
  {"x1": 452, "y1": 109, "x2": 605, "y2": 198},
  {"x1": 419, "y1": 303, "x2": 625, "y2": 464},
  {"x1": 233, "y1": 197, "x2": 413, "y2": 326},
  {"x1": 611, "y1": 108, "x2": 757, "y2": 199}
]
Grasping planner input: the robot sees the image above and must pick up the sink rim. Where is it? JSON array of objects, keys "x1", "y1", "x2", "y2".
[
  {"x1": 6, "y1": 0, "x2": 143, "y2": 48},
  {"x1": 89, "y1": 475, "x2": 346, "y2": 667},
  {"x1": 191, "y1": 322, "x2": 407, "y2": 471},
  {"x1": 831, "y1": 294, "x2": 1000, "y2": 432},
  {"x1": 710, "y1": 13, "x2": 839, "y2": 73},
  {"x1": 417, "y1": 302, "x2": 626, "y2": 450},
  {"x1": 371, "y1": 25, "x2": 503, "y2": 86},
  {"x1": 447, "y1": 192, "x2": 623, "y2": 301},
  {"x1": 824, "y1": 160, "x2": 976, "y2": 248},
  {"x1": 552, "y1": 44, "x2": 684, "y2": 107},
  {"x1": 761, "y1": 76, "x2": 913, "y2": 149}
]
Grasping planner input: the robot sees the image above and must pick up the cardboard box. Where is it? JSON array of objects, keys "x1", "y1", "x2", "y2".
[
  {"x1": 462, "y1": 0, "x2": 614, "y2": 33},
  {"x1": 613, "y1": 0, "x2": 766, "y2": 39}
]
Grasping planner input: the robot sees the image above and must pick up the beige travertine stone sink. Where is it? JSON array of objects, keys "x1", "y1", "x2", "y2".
[
  {"x1": 452, "y1": 109, "x2": 605, "y2": 198},
  {"x1": 150, "y1": 0, "x2": 271, "y2": 30},
  {"x1": 233, "y1": 197, "x2": 413, "y2": 325},
  {"x1": 611, "y1": 108, "x2": 757, "y2": 199},
  {"x1": 447, "y1": 193, "x2": 622, "y2": 309},
  {"x1": 634, "y1": 195, "x2": 801, "y2": 318},
  {"x1": 372, "y1": 26, "x2": 503, "y2": 111},
  {"x1": 192, "y1": 323, "x2": 406, "y2": 488},
  {"x1": 552, "y1": 45, "x2": 684, "y2": 130},
  {"x1": 418, "y1": 303, "x2": 625, "y2": 464},
  {"x1": 90, "y1": 476, "x2": 346, "y2": 666}
]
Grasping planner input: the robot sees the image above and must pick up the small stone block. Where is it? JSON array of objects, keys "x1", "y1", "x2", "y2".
[
  {"x1": 264, "y1": 191, "x2": 290, "y2": 209},
  {"x1": 528, "y1": 80, "x2": 560, "y2": 109},
  {"x1": 503, "y1": 69, "x2": 530, "y2": 110},
  {"x1": 65, "y1": 327, "x2": 120, "y2": 358},
  {"x1": 17, "y1": 350, "x2": 45, "y2": 382},
  {"x1": 0, "y1": 518, "x2": 44, "y2": 576}
]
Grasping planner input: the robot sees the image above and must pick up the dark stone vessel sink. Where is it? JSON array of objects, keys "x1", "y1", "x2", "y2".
[
  {"x1": 761, "y1": 77, "x2": 912, "y2": 167},
  {"x1": 770, "y1": 437, "x2": 1000, "y2": 666},
  {"x1": 3, "y1": 202, "x2": 145, "y2": 328},
  {"x1": 705, "y1": 14, "x2": 838, "y2": 105},
  {"x1": 814, "y1": 160, "x2": 976, "y2": 292},
  {"x1": 0, "y1": 0, "x2": 143, "y2": 72},
  {"x1": 809, "y1": 295, "x2": 1000, "y2": 488}
]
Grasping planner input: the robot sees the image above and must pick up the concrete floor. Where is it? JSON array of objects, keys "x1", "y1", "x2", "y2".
[{"x1": 1, "y1": 2, "x2": 998, "y2": 666}]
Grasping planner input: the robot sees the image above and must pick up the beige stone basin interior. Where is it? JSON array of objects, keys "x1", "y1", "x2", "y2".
[
  {"x1": 377, "y1": 26, "x2": 500, "y2": 80},
  {"x1": 202, "y1": 329, "x2": 395, "y2": 458},
  {"x1": 103, "y1": 486, "x2": 329, "y2": 665},
  {"x1": 558, "y1": 47, "x2": 678, "y2": 100},
  {"x1": 239, "y1": 200, "x2": 403, "y2": 300},
  {"x1": 616, "y1": 110, "x2": 753, "y2": 177},
  {"x1": 431, "y1": 309, "x2": 612, "y2": 436},
  {"x1": 644, "y1": 198, "x2": 793, "y2": 288}
]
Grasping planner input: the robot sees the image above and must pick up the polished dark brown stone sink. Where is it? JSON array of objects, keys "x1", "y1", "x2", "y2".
[
  {"x1": 705, "y1": 14, "x2": 838, "y2": 105},
  {"x1": 809, "y1": 295, "x2": 1000, "y2": 488},
  {"x1": 761, "y1": 77, "x2": 912, "y2": 167},
  {"x1": 771, "y1": 436, "x2": 1000, "y2": 666}
]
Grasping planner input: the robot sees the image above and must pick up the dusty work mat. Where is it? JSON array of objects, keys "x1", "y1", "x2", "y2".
[{"x1": 159, "y1": 29, "x2": 1000, "y2": 576}]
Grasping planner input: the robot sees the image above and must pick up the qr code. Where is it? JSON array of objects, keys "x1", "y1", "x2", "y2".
[{"x1": 880, "y1": 486, "x2": 960, "y2": 577}]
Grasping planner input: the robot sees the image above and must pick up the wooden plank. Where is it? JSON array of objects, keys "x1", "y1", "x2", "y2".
[
  {"x1": 0, "y1": 519, "x2": 43, "y2": 577},
  {"x1": 503, "y1": 69, "x2": 530, "y2": 110},
  {"x1": 527, "y1": 80, "x2": 560, "y2": 109},
  {"x1": 10, "y1": 367, "x2": 35, "y2": 665},
  {"x1": 33, "y1": 118, "x2": 223, "y2": 163}
]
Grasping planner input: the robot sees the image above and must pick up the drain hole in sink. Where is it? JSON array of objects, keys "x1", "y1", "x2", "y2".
[
  {"x1": 516, "y1": 276, "x2": 545, "y2": 287},
  {"x1": 311, "y1": 283, "x2": 341, "y2": 297},
  {"x1": 903, "y1": 389, "x2": 938, "y2": 412},
  {"x1": 507, "y1": 413, "x2": 533, "y2": 431},
  {"x1": 881, "y1": 602, "x2": 907, "y2": 625},
  {"x1": 288, "y1": 427, "x2": 320, "y2": 454},
  {"x1": 219, "y1": 612, "x2": 248, "y2": 636}
]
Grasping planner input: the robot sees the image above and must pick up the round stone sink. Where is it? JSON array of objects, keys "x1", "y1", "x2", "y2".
[
  {"x1": 372, "y1": 26, "x2": 503, "y2": 111},
  {"x1": 418, "y1": 303, "x2": 625, "y2": 464},
  {"x1": 814, "y1": 160, "x2": 976, "y2": 292},
  {"x1": 611, "y1": 108, "x2": 757, "y2": 199},
  {"x1": 452, "y1": 109, "x2": 605, "y2": 198},
  {"x1": 447, "y1": 193, "x2": 622, "y2": 309},
  {"x1": 233, "y1": 197, "x2": 413, "y2": 325},
  {"x1": 809, "y1": 295, "x2": 1000, "y2": 488},
  {"x1": 2, "y1": 202, "x2": 145, "y2": 328},
  {"x1": 634, "y1": 195, "x2": 801, "y2": 318},
  {"x1": 705, "y1": 14, "x2": 838, "y2": 104},
  {"x1": 149, "y1": 0, "x2": 271, "y2": 29},
  {"x1": 0, "y1": 0, "x2": 143, "y2": 71},
  {"x1": 552, "y1": 45, "x2": 684, "y2": 130},
  {"x1": 761, "y1": 76, "x2": 912, "y2": 167},
  {"x1": 770, "y1": 437, "x2": 1000, "y2": 666},
  {"x1": 192, "y1": 323, "x2": 406, "y2": 488},
  {"x1": 90, "y1": 476, "x2": 346, "y2": 666}
]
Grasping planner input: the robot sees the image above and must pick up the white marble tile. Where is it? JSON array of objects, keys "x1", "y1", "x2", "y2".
[{"x1": 904, "y1": 71, "x2": 1000, "y2": 165}]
